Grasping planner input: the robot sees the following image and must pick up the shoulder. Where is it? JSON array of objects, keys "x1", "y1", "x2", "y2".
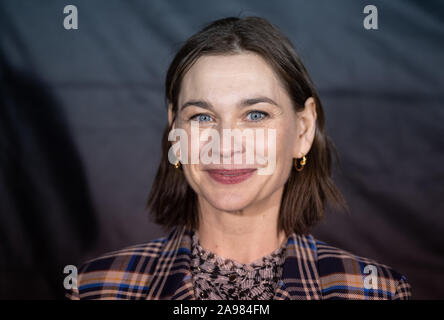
[
  {"x1": 66, "y1": 236, "x2": 168, "y2": 300},
  {"x1": 311, "y1": 237, "x2": 411, "y2": 300}
]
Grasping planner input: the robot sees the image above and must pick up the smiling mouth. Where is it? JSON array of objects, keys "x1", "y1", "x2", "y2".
[{"x1": 206, "y1": 169, "x2": 257, "y2": 184}]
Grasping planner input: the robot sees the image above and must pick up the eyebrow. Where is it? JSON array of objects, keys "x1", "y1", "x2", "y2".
[{"x1": 180, "y1": 96, "x2": 280, "y2": 111}]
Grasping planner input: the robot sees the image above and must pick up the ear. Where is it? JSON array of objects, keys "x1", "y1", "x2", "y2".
[
  {"x1": 168, "y1": 103, "x2": 175, "y2": 129},
  {"x1": 293, "y1": 97, "x2": 317, "y2": 158}
]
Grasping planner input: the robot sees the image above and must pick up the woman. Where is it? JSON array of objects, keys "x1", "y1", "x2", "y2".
[{"x1": 67, "y1": 16, "x2": 411, "y2": 300}]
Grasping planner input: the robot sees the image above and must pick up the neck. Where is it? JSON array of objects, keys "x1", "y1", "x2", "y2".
[{"x1": 196, "y1": 186, "x2": 287, "y2": 264}]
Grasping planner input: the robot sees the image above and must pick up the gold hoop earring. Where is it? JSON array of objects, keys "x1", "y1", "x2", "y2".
[
  {"x1": 174, "y1": 160, "x2": 181, "y2": 169},
  {"x1": 294, "y1": 155, "x2": 307, "y2": 172}
]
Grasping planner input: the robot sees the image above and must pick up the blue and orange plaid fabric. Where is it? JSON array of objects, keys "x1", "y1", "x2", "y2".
[{"x1": 66, "y1": 226, "x2": 411, "y2": 300}]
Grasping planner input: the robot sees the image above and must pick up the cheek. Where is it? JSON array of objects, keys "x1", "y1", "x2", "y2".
[
  {"x1": 182, "y1": 125, "x2": 218, "y2": 164},
  {"x1": 275, "y1": 125, "x2": 297, "y2": 168},
  {"x1": 182, "y1": 163, "x2": 203, "y2": 195}
]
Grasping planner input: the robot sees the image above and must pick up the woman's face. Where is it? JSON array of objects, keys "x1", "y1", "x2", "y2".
[{"x1": 169, "y1": 52, "x2": 316, "y2": 213}]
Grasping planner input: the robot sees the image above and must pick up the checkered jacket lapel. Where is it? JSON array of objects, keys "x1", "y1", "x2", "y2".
[
  {"x1": 147, "y1": 226, "x2": 194, "y2": 299},
  {"x1": 273, "y1": 234, "x2": 322, "y2": 300}
]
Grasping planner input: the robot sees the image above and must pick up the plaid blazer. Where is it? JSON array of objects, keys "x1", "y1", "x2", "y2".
[{"x1": 66, "y1": 226, "x2": 411, "y2": 300}]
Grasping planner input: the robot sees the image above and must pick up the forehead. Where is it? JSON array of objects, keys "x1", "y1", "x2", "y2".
[{"x1": 179, "y1": 53, "x2": 284, "y2": 104}]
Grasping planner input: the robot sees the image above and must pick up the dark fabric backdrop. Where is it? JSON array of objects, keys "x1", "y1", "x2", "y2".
[{"x1": 1, "y1": 0, "x2": 443, "y2": 299}]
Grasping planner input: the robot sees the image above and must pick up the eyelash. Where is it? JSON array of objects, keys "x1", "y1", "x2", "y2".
[{"x1": 189, "y1": 110, "x2": 270, "y2": 122}]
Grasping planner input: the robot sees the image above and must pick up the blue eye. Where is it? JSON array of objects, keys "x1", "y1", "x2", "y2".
[
  {"x1": 191, "y1": 114, "x2": 212, "y2": 122},
  {"x1": 247, "y1": 111, "x2": 267, "y2": 121}
]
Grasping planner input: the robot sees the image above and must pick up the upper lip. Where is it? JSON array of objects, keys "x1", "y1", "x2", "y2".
[
  {"x1": 205, "y1": 168, "x2": 257, "y2": 174},
  {"x1": 204, "y1": 165, "x2": 257, "y2": 170}
]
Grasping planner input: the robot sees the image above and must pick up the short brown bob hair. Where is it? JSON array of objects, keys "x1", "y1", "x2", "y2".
[{"x1": 147, "y1": 16, "x2": 347, "y2": 236}]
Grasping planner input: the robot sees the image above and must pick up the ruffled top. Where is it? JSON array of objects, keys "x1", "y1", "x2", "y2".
[{"x1": 190, "y1": 230, "x2": 287, "y2": 300}]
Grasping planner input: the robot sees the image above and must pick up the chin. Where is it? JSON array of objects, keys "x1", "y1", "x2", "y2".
[{"x1": 203, "y1": 190, "x2": 256, "y2": 213}]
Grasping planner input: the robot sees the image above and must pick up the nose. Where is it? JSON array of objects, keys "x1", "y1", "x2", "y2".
[{"x1": 215, "y1": 120, "x2": 245, "y2": 163}]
